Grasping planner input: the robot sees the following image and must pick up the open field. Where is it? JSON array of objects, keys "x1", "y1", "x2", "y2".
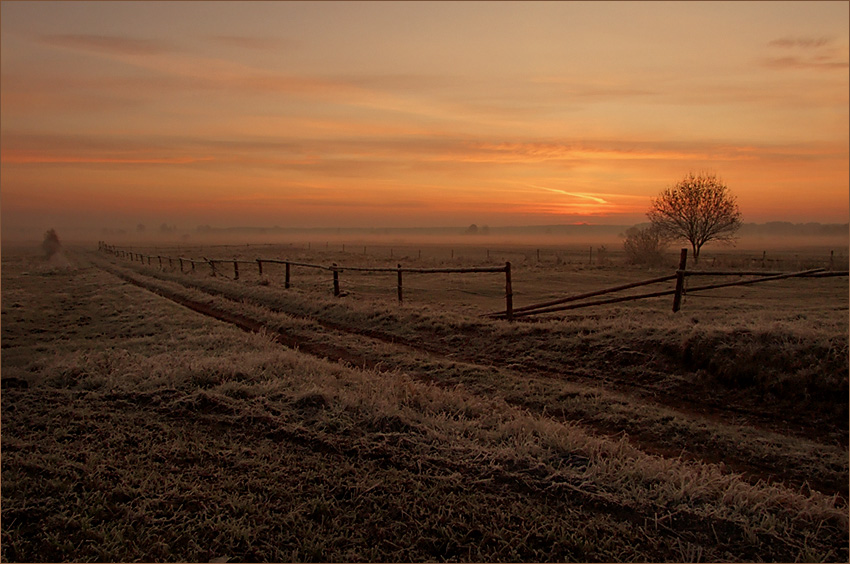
[
  {"x1": 103, "y1": 240, "x2": 848, "y2": 314},
  {"x1": 2, "y1": 243, "x2": 848, "y2": 562}
]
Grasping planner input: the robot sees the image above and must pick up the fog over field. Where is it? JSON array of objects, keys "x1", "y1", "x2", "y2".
[{"x1": 4, "y1": 221, "x2": 848, "y2": 254}]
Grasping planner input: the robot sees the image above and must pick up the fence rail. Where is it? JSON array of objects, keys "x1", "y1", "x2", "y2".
[
  {"x1": 98, "y1": 242, "x2": 514, "y2": 318},
  {"x1": 485, "y1": 248, "x2": 848, "y2": 319}
]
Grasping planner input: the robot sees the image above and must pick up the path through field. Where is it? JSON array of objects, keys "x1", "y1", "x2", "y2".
[{"x1": 2, "y1": 247, "x2": 847, "y2": 562}]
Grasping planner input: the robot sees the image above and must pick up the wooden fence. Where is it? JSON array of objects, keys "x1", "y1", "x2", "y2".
[
  {"x1": 486, "y1": 248, "x2": 848, "y2": 319},
  {"x1": 98, "y1": 243, "x2": 515, "y2": 319},
  {"x1": 98, "y1": 243, "x2": 847, "y2": 321}
]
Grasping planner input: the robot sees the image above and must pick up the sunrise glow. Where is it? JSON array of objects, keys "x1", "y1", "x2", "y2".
[{"x1": 1, "y1": 1, "x2": 848, "y2": 240}]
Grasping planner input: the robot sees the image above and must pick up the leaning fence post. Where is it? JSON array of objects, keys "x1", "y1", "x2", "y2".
[
  {"x1": 672, "y1": 248, "x2": 688, "y2": 313},
  {"x1": 397, "y1": 264, "x2": 403, "y2": 304},
  {"x1": 332, "y1": 263, "x2": 340, "y2": 296},
  {"x1": 233, "y1": 259, "x2": 239, "y2": 280},
  {"x1": 505, "y1": 261, "x2": 513, "y2": 321},
  {"x1": 285, "y1": 262, "x2": 291, "y2": 288}
]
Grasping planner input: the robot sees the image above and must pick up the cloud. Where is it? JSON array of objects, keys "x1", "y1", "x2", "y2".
[
  {"x1": 39, "y1": 34, "x2": 177, "y2": 56},
  {"x1": 761, "y1": 56, "x2": 848, "y2": 71},
  {"x1": 526, "y1": 185, "x2": 609, "y2": 204},
  {"x1": 4, "y1": 132, "x2": 844, "y2": 176},
  {"x1": 762, "y1": 36, "x2": 848, "y2": 71},
  {"x1": 205, "y1": 35, "x2": 290, "y2": 50},
  {"x1": 768, "y1": 37, "x2": 832, "y2": 49},
  {"x1": 529, "y1": 77, "x2": 658, "y2": 98}
]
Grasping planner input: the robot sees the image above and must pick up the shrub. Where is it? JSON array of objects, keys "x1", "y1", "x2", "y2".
[
  {"x1": 42, "y1": 229, "x2": 61, "y2": 259},
  {"x1": 623, "y1": 225, "x2": 668, "y2": 265}
]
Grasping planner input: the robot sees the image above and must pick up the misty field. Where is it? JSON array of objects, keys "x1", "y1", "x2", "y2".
[{"x1": 1, "y1": 242, "x2": 848, "y2": 562}]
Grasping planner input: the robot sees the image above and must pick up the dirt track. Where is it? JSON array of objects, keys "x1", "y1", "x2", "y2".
[{"x1": 95, "y1": 256, "x2": 849, "y2": 500}]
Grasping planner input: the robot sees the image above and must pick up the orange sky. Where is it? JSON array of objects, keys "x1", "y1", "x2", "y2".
[{"x1": 1, "y1": 1, "x2": 848, "y2": 240}]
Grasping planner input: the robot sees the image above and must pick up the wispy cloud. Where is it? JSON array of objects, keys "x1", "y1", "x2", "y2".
[
  {"x1": 768, "y1": 37, "x2": 832, "y2": 49},
  {"x1": 762, "y1": 36, "x2": 848, "y2": 71},
  {"x1": 205, "y1": 35, "x2": 290, "y2": 50},
  {"x1": 39, "y1": 33, "x2": 177, "y2": 56},
  {"x1": 4, "y1": 132, "x2": 843, "y2": 172},
  {"x1": 526, "y1": 185, "x2": 609, "y2": 204},
  {"x1": 1, "y1": 152, "x2": 212, "y2": 165},
  {"x1": 761, "y1": 56, "x2": 848, "y2": 71}
]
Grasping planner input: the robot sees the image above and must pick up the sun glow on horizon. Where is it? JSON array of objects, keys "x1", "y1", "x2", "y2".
[{"x1": 1, "y1": 1, "x2": 848, "y2": 239}]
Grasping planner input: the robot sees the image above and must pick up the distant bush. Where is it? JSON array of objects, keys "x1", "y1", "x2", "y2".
[
  {"x1": 623, "y1": 225, "x2": 668, "y2": 265},
  {"x1": 42, "y1": 229, "x2": 61, "y2": 259}
]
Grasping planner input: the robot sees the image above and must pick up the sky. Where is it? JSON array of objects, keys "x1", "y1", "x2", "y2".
[{"x1": 1, "y1": 1, "x2": 848, "y2": 240}]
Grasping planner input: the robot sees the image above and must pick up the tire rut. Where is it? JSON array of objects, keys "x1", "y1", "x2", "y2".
[{"x1": 95, "y1": 258, "x2": 847, "y2": 500}]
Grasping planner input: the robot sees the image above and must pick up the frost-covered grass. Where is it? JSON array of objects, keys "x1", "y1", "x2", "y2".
[{"x1": 2, "y1": 248, "x2": 847, "y2": 562}]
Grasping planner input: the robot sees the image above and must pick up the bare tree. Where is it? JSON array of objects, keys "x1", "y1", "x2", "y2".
[{"x1": 648, "y1": 172, "x2": 742, "y2": 264}]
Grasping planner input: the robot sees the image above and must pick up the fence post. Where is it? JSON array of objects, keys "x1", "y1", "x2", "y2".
[
  {"x1": 829, "y1": 250, "x2": 834, "y2": 270},
  {"x1": 332, "y1": 263, "x2": 340, "y2": 296},
  {"x1": 397, "y1": 264, "x2": 403, "y2": 304},
  {"x1": 505, "y1": 262, "x2": 513, "y2": 322},
  {"x1": 285, "y1": 262, "x2": 291, "y2": 288},
  {"x1": 257, "y1": 259, "x2": 263, "y2": 276},
  {"x1": 169, "y1": 257, "x2": 173, "y2": 268},
  {"x1": 672, "y1": 248, "x2": 688, "y2": 313},
  {"x1": 233, "y1": 260, "x2": 239, "y2": 280},
  {"x1": 207, "y1": 259, "x2": 216, "y2": 277},
  {"x1": 179, "y1": 258, "x2": 184, "y2": 273},
  {"x1": 158, "y1": 256, "x2": 163, "y2": 269},
  {"x1": 191, "y1": 260, "x2": 195, "y2": 273}
]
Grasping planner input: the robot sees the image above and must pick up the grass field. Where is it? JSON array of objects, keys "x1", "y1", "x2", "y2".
[{"x1": 2, "y1": 242, "x2": 847, "y2": 562}]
